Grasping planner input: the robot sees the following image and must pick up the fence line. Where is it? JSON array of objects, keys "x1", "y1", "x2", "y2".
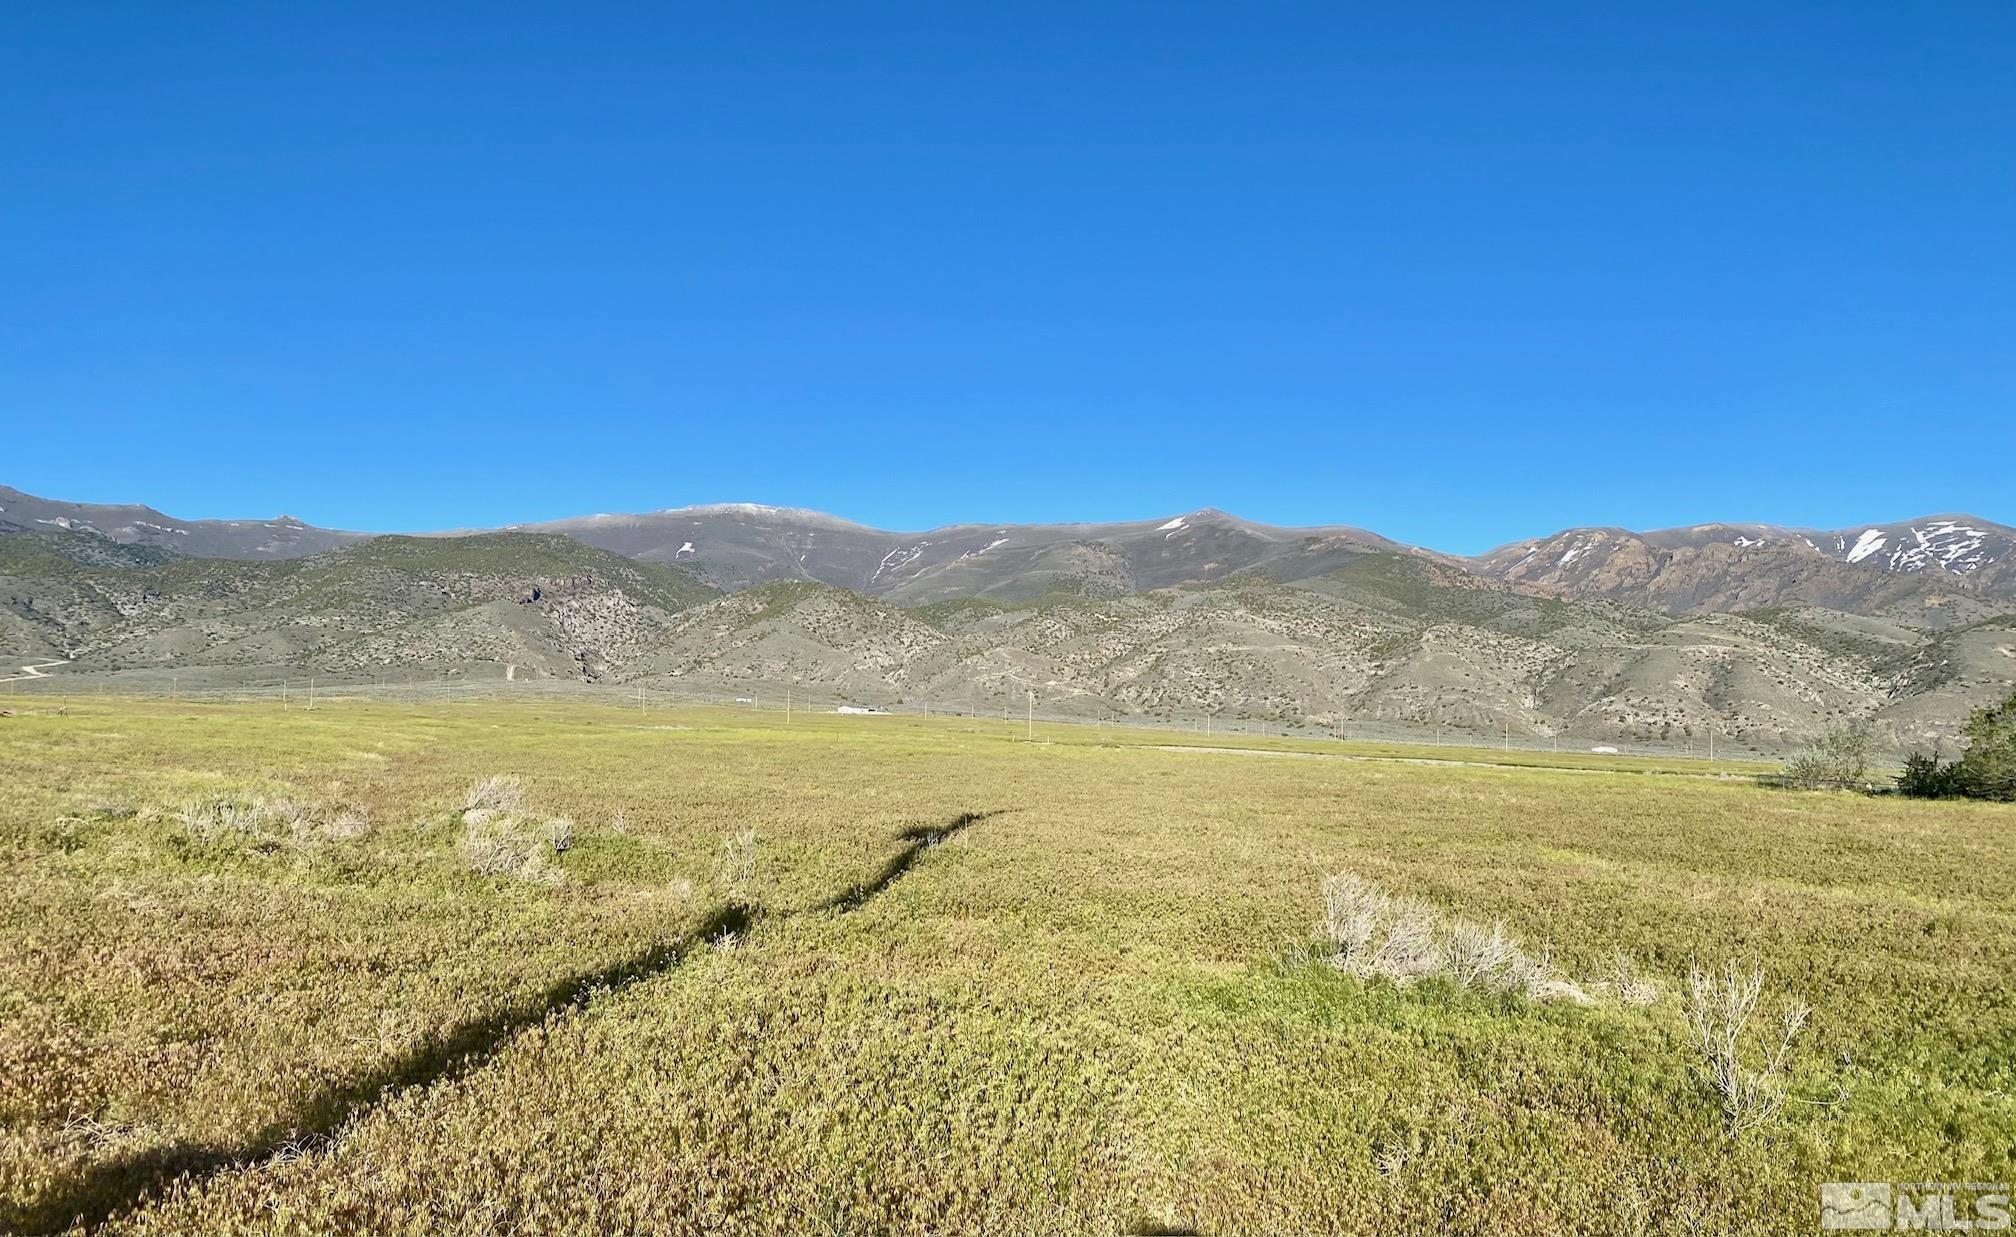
[{"x1": 2, "y1": 662, "x2": 1791, "y2": 761}]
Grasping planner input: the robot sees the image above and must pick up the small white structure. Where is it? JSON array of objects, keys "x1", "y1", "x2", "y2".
[
  {"x1": 1590, "y1": 745, "x2": 1620, "y2": 754},
  {"x1": 835, "y1": 705, "x2": 889, "y2": 715}
]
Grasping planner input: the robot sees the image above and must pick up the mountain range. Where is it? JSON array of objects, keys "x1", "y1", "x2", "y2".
[
  {"x1": 5, "y1": 483, "x2": 2013, "y2": 749},
  {"x1": 9, "y1": 484, "x2": 2013, "y2": 606}
]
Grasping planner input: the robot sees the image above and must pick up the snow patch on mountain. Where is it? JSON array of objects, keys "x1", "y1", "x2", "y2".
[
  {"x1": 1846, "y1": 529, "x2": 1887, "y2": 564},
  {"x1": 872, "y1": 542, "x2": 928, "y2": 581},
  {"x1": 1883, "y1": 520, "x2": 1994, "y2": 575},
  {"x1": 958, "y1": 536, "x2": 1010, "y2": 561}
]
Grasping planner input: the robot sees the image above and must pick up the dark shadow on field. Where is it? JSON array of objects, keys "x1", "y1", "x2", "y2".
[
  {"x1": 819, "y1": 809, "x2": 1014, "y2": 913},
  {"x1": 6, "y1": 902, "x2": 754, "y2": 1236},
  {"x1": 15, "y1": 807, "x2": 1007, "y2": 1235}
]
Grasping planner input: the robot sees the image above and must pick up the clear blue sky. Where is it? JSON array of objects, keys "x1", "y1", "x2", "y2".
[{"x1": 4, "y1": 4, "x2": 2010, "y2": 553}]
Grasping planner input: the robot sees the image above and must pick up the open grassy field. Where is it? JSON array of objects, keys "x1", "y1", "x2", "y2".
[{"x1": 2, "y1": 698, "x2": 2011, "y2": 1234}]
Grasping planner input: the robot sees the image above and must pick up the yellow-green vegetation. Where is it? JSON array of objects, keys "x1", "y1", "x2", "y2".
[{"x1": 2, "y1": 698, "x2": 2011, "y2": 1235}]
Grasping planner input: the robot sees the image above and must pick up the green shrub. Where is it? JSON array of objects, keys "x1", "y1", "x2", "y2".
[{"x1": 1897, "y1": 689, "x2": 2016, "y2": 801}]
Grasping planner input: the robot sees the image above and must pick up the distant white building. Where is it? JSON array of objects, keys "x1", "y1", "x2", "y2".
[{"x1": 835, "y1": 705, "x2": 888, "y2": 715}]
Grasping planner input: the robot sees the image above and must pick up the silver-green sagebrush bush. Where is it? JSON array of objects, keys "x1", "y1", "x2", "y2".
[
  {"x1": 458, "y1": 775, "x2": 567, "y2": 884},
  {"x1": 1780, "y1": 719, "x2": 1880, "y2": 790},
  {"x1": 717, "y1": 827, "x2": 758, "y2": 903},
  {"x1": 1311, "y1": 871, "x2": 1583, "y2": 1002},
  {"x1": 1683, "y1": 960, "x2": 1809, "y2": 1137},
  {"x1": 171, "y1": 793, "x2": 371, "y2": 852}
]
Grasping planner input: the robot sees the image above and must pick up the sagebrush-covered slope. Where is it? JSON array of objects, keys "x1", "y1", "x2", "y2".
[
  {"x1": 0, "y1": 532, "x2": 717, "y2": 680},
  {"x1": 629, "y1": 555, "x2": 2014, "y2": 747}
]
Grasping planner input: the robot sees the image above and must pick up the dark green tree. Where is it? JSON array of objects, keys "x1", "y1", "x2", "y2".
[
  {"x1": 1897, "y1": 688, "x2": 2016, "y2": 801},
  {"x1": 1952, "y1": 691, "x2": 2016, "y2": 800}
]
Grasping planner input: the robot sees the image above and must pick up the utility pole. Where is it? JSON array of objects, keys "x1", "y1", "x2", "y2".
[
  {"x1": 308, "y1": 676, "x2": 315, "y2": 711},
  {"x1": 638, "y1": 683, "x2": 645, "y2": 714},
  {"x1": 1504, "y1": 719, "x2": 1510, "y2": 751},
  {"x1": 1708, "y1": 726, "x2": 1716, "y2": 762},
  {"x1": 785, "y1": 683, "x2": 792, "y2": 724},
  {"x1": 1026, "y1": 689, "x2": 1035, "y2": 742},
  {"x1": 282, "y1": 679, "x2": 288, "y2": 710}
]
